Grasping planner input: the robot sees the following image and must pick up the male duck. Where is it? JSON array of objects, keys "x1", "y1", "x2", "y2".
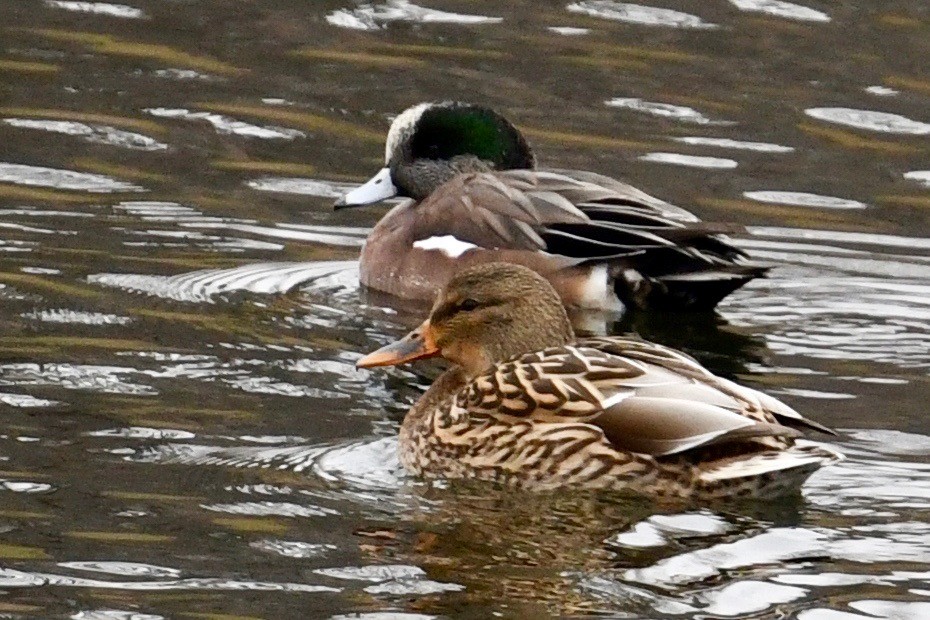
[
  {"x1": 358, "y1": 262, "x2": 841, "y2": 498},
  {"x1": 336, "y1": 101, "x2": 766, "y2": 312}
]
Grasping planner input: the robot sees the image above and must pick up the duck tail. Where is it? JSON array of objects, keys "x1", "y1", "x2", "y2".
[
  {"x1": 613, "y1": 263, "x2": 769, "y2": 312},
  {"x1": 697, "y1": 442, "x2": 844, "y2": 497}
]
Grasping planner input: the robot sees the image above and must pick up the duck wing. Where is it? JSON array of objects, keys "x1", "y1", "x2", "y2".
[
  {"x1": 580, "y1": 336, "x2": 837, "y2": 436},
  {"x1": 414, "y1": 170, "x2": 674, "y2": 257},
  {"x1": 453, "y1": 342, "x2": 806, "y2": 458},
  {"x1": 415, "y1": 170, "x2": 766, "y2": 310}
]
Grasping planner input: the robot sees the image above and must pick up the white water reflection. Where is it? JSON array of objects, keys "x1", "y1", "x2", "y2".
[
  {"x1": 567, "y1": 1, "x2": 716, "y2": 29},
  {"x1": 904, "y1": 171, "x2": 930, "y2": 187},
  {"x1": 88, "y1": 261, "x2": 358, "y2": 302},
  {"x1": 0, "y1": 364, "x2": 155, "y2": 395},
  {"x1": 0, "y1": 163, "x2": 144, "y2": 193},
  {"x1": 728, "y1": 0, "x2": 830, "y2": 22},
  {"x1": 22, "y1": 309, "x2": 133, "y2": 325},
  {"x1": 605, "y1": 98, "x2": 727, "y2": 124},
  {"x1": 87, "y1": 427, "x2": 195, "y2": 440},
  {"x1": 672, "y1": 136, "x2": 794, "y2": 152},
  {"x1": 744, "y1": 191, "x2": 868, "y2": 209},
  {"x1": 59, "y1": 562, "x2": 181, "y2": 578},
  {"x1": 326, "y1": 1, "x2": 502, "y2": 30},
  {"x1": 0, "y1": 479, "x2": 55, "y2": 493},
  {"x1": 0, "y1": 392, "x2": 60, "y2": 407},
  {"x1": 180, "y1": 222, "x2": 365, "y2": 247},
  {"x1": 805, "y1": 108, "x2": 930, "y2": 134},
  {"x1": 3, "y1": 119, "x2": 167, "y2": 151},
  {"x1": 315, "y1": 565, "x2": 424, "y2": 582},
  {"x1": 44, "y1": 1, "x2": 145, "y2": 18},
  {"x1": 0, "y1": 568, "x2": 340, "y2": 593},
  {"x1": 246, "y1": 177, "x2": 359, "y2": 198},
  {"x1": 865, "y1": 85, "x2": 899, "y2": 97},
  {"x1": 548, "y1": 26, "x2": 590, "y2": 35},
  {"x1": 201, "y1": 501, "x2": 338, "y2": 518},
  {"x1": 72, "y1": 611, "x2": 164, "y2": 620},
  {"x1": 251, "y1": 539, "x2": 337, "y2": 558},
  {"x1": 639, "y1": 152, "x2": 737, "y2": 168},
  {"x1": 145, "y1": 108, "x2": 304, "y2": 140}
]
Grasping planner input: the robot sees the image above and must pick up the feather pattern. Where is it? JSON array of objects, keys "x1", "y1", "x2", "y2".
[
  {"x1": 401, "y1": 336, "x2": 840, "y2": 497},
  {"x1": 392, "y1": 168, "x2": 767, "y2": 310}
]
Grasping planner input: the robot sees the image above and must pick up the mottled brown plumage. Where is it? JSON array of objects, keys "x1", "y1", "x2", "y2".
[{"x1": 358, "y1": 263, "x2": 842, "y2": 498}]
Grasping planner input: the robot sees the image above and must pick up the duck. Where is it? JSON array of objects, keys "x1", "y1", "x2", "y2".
[
  {"x1": 357, "y1": 262, "x2": 841, "y2": 498},
  {"x1": 335, "y1": 101, "x2": 767, "y2": 312}
]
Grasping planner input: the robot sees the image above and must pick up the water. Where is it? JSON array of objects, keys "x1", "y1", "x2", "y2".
[{"x1": 0, "y1": 0, "x2": 929, "y2": 617}]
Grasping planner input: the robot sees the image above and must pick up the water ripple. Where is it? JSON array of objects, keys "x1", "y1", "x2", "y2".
[
  {"x1": 0, "y1": 568, "x2": 340, "y2": 593},
  {"x1": 904, "y1": 170, "x2": 930, "y2": 187},
  {"x1": 0, "y1": 479, "x2": 55, "y2": 493},
  {"x1": 672, "y1": 136, "x2": 794, "y2": 152},
  {"x1": 72, "y1": 611, "x2": 165, "y2": 620},
  {"x1": 45, "y1": 1, "x2": 145, "y2": 19},
  {"x1": 865, "y1": 85, "x2": 899, "y2": 97},
  {"x1": 548, "y1": 26, "x2": 590, "y2": 35},
  {"x1": 326, "y1": 1, "x2": 502, "y2": 30},
  {"x1": 744, "y1": 191, "x2": 868, "y2": 209},
  {"x1": 145, "y1": 108, "x2": 304, "y2": 140},
  {"x1": 59, "y1": 562, "x2": 181, "y2": 578},
  {"x1": 0, "y1": 162, "x2": 145, "y2": 193},
  {"x1": 201, "y1": 501, "x2": 338, "y2": 518},
  {"x1": 0, "y1": 364, "x2": 155, "y2": 395},
  {"x1": 3, "y1": 118, "x2": 167, "y2": 151},
  {"x1": 0, "y1": 392, "x2": 60, "y2": 407},
  {"x1": 22, "y1": 309, "x2": 133, "y2": 325},
  {"x1": 729, "y1": 0, "x2": 830, "y2": 22},
  {"x1": 250, "y1": 539, "x2": 337, "y2": 558},
  {"x1": 180, "y1": 222, "x2": 365, "y2": 247},
  {"x1": 88, "y1": 260, "x2": 358, "y2": 302},
  {"x1": 246, "y1": 177, "x2": 359, "y2": 198},
  {"x1": 605, "y1": 98, "x2": 728, "y2": 124},
  {"x1": 639, "y1": 152, "x2": 738, "y2": 169},
  {"x1": 315, "y1": 565, "x2": 425, "y2": 582},
  {"x1": 805, "y1": 108, "x2": 930, "y2": 134},
  {"x1": 568, "y1": 1, "x2": 716, "y2": 29}
]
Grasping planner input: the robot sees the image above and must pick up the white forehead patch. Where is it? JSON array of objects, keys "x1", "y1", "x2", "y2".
[
  {"x1": 385, "y1": 102, "x2": 432, "y2": 164},
  {"x1": 412, "y1": 235, "x2": 477, "y2": 258}
]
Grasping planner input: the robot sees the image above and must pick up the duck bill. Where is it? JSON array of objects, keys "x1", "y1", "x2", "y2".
[
  {"x1": 357, "y1": 320, "x2": 440, "y2": 368},
  {"x1": 334, "y1": 167, "x2": 398, "y2": 209}
]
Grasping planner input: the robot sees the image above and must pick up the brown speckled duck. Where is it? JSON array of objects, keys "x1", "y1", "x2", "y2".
[
  {"x1": 358, "y1": 262, "x2": 842, "y2": 498},
  {"x1": 336, "y1": 101, "x2": 767, "y2": 312}
]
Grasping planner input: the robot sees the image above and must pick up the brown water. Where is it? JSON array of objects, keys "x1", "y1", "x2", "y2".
[{"x1": 1, "y1": 1, "x2": 929, "y2": 618}]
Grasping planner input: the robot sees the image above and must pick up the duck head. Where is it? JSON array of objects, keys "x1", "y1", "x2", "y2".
[
  {"x1": 335, "y1": 102, "x2": 536, "y2": 208},
  {"x1": 358, "y1": 262, "x2": 573, "y2": 377}
]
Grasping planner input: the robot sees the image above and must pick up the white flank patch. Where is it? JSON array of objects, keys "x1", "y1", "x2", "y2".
[
  {"x1": 578, "y1": 265, "x2": 624, "y2": 310},
  {"x1": 412, "y1": 235, "x2": 477, "y2": 258}
]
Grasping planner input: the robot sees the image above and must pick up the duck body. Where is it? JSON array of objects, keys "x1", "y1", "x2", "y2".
[
  {"x1": 396, "y1": 337, "x2": 839, "y2": 499},
  {"x1": 339, "y1": 102, "x2": 767, "y2": 312},
  {"x1": 358, "y1": 263, "x2": 841, "y2": 499}
]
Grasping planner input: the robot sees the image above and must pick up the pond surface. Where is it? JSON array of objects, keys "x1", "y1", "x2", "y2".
[{"x1": 1, "y1": 0, "x2": 929, "y2": 618}]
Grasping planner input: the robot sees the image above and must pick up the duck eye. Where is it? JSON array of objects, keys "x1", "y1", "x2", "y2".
[{"x1": 459, "y1": 298, "x2": 479, "y2": 312}]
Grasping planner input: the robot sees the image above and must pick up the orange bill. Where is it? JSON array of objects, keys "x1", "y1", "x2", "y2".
[{"x1": 357, "y1": 320, "x2": 440, "y2": 368}]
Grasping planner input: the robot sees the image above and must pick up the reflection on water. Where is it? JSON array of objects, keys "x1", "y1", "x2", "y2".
[{"x1": 0, "y1": 0, "x2": 929, "y2": 617}]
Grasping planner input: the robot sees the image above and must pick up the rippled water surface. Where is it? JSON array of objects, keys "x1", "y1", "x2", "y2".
[{"x1": 1, "y1": 1, "x2": 929, "y2": 618}]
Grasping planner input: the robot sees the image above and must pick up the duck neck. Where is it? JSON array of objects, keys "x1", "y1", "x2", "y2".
[
  {"x1": 392, "y1": 155, "x2": 492, "y2": 201},
  {"x1": 401, "y1": 366, "x2": 468, "y2": 435}
]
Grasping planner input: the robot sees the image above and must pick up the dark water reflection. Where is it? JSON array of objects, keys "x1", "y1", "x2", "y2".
[{"x1": 1, "y1": 0, "x2": 929, "y2": 617}]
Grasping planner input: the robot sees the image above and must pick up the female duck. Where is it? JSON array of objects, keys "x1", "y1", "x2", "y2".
[
  {"x1": 358, "y1": 262, "x2": 840, "y2": 498},
  {"x1": 336, "y1": 101, "x2": 766, "y2": 312}
]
